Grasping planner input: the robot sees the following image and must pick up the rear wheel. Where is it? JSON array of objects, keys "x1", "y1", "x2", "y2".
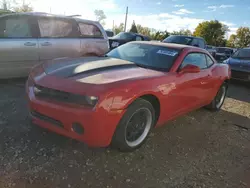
[
  {"x1": 111, "y1": 98, "x2": 155, "y2": 152},
  {"x1": 206, "y1": 82, "x2": 227, "y2": 111}
]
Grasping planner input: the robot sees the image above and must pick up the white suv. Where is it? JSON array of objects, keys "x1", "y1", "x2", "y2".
[{"x1": 0, "y1": 12, "x2": 109, "y2": 79}]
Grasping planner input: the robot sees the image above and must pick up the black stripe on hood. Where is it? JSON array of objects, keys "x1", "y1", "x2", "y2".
[{"x1": 46, "y1": 57, "x2": 137, "y2": 78}]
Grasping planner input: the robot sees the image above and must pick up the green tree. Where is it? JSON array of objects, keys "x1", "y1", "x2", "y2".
[
  {"x1": 136, "y1": 24, "x2": 151, "y2": 36},
  {"x1": 172, "y1": 29, "x2": 192, "y2": 36},
  {"x1": 226, "y1": 34, "x2": 237, "y2": 48},
  {"x1": 0, "y1": 9, "x2": 12, "y2": 15},
  {"x1": 193, "y1": 20, "x2": 228, "y2": 46},
  {"x1": 1, "y1": 0, "x2": 33, "y2": 13},
  {"x1": 235, "y1": 27, "x2": 250, "y2": 48},
  {"x1": 113, "y1": 23, "x2": 124, "y2": 35},
  {"x1": 94, "y1": 10, "x2": 106, "y2": 26},
  {"x1": 14, "y1": 4, "x2": 33, "y2": 12},
  {"x1": 151, "y1": 30, "x2": 169, "y2": 41},
  {"x1": 130, "y1": 20, "x2": 138, "y2": 33}
]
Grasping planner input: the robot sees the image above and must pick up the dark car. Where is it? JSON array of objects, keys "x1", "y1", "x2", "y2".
[
  {"x1": 162, "y1": 35, "x2": 206, "y2": 49},
  {"x1": 206, "y1": 45, "x2": 216, "y2": 57},
  {"x1": 109, "y1": 32, "x2": 151, "y2": 50},
  {"x1": 215, "y1": 47, "x2": 234, "y2": 62},
  {"x1": 223, "y1": 48, "x2": 250, "y2": 82},
  {"x1": 105, "y1": 30, "x2": 114, "y2": 37}
]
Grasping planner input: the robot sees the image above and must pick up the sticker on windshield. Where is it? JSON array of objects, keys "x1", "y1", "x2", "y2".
[{"x1": 156, "y1": 50, "x2": 178, "y2": 56}]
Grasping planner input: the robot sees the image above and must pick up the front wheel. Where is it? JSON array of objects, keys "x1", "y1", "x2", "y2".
[
  {"x1": 206, "y1": 82, "x2": 227, "y2": 111},
  {"x1": 111, "y1": 98, "x2": 155, "y2": 152}
]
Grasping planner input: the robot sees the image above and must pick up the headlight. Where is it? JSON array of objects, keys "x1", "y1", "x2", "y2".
[
  {"x1": 84, "y1": 96, "x2": 99, "y2": 107},
  {"x1": 33, "y1": 84, "x2": 98, "y2": 107}
]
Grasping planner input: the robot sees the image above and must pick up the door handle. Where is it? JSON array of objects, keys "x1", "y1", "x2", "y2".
[
  {"x1": 41, "y1": 42, "x2": 52, "y2": 46},
  {"x1": 24, "y1": 42, "x2": 36, "y2": 46}
]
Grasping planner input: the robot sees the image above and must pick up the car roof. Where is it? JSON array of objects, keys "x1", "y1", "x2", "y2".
[
  {"x1": 216, "y1": 47, "x2": 233, "y2": 49},
  {"x1": 121, "y1": 32, "x2": 150, "y2": 38},
  {"x1": 169, "y1": 35, "x2": 205, "y2": 40},
  {"x1": 0, "y1": 12, "x2": 98, "y2": 23},
  {"x1": 130, "y1": 41, "x2": 207, "y2": 51}
]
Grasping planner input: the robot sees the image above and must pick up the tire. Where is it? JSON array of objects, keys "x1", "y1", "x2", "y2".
[
  {"x1": 206, "y1": 82, "x2": 228, "y2": 111},
  {"x1": 111, "y1": 98, "x2": 156, "y2": 152}
]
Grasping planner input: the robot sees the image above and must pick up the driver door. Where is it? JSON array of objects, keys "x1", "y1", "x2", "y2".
[{"x1": 170, "y1": 52, "x2": 211, "y2": 114}]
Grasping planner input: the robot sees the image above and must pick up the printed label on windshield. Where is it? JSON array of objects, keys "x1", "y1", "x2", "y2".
[{"x1": 156, "y1": 50, "x2": 178, "y2": 56}]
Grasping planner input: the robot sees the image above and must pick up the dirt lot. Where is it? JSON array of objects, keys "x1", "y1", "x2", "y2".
[{"x1": 0, "y1": 80, "x2": 250, "y2": 188}]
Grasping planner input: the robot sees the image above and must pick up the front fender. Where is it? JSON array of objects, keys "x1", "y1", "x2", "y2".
[{"x1": 108, "y1": 89, "x2": 160, "y2": 111}]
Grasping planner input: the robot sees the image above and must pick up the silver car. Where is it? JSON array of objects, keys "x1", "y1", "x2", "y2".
[{"x1": 0, "y1": 12, "x2": 109, "y2": 79}]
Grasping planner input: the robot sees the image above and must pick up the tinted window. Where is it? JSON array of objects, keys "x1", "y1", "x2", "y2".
[
  {"x1": 112, "y1": 32, "x2": 134, "y2": 40},
  {"x1": 107, "y1": 43, "x2": 180, "y2": 71},
  {"x1": 143, "y1": 36, "x2": 151, "y2": 41},
  {"x1": 181, "y1": 53, "x2": 207, "y2": 69},
  {"x1": 198, "y1": 39, "x2": 205, "y2": 48},
  {"x1": 38, "y1": 18, "x2": 74, "y2": 38},
  {"x1": 206, "y1": 55, "x2": 214, "y2": 67},
  {"x1": 105, "y1": 30, "x2": 114, "y2": 37},
  {"x1": 191, "y1": 39, "x2": 199, "y2": 47},
  {"x1": 0, "y1": 16, "x2": 32, "y2": 38},
  {"x1": 79, "y1": 23, "x2": 103, "y2": 38},
  {"x1": 135, "y1": 36, "x2": 142, "y2": 41},
  {"x1": 163, "y1": 35, "x2": 193, "y2": 45},
  {"x1": 216, "y1": 48, "x2": 232, "y2": 53},
  {"x1": 232, "y1": 48, "x2": 250, "y2": 59}
]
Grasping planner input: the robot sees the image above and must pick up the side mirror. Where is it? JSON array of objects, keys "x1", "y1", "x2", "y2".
[{"x1": 179, "y1": 64, "x2": 200, "y2": 74}]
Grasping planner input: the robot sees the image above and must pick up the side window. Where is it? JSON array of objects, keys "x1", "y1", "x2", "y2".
[
  {"x1": 0, "y1": 16, "x2": 32, "y2": 38},
  {"x1": 191, "y1": 39, "x2": 199, "y2": 47},
  {"x1": 198, "y1": 40, "x2": 205, "y2": 48},
  {"x1": 180, "y1": 53, "x2": 207, "y2": 69},
  {"x1": 78, "y1": 23, "x2": 103, "y2": 38},
  {"x1": 38, "y1": 18, "x2": 75, "y2": 38},
  {"x1": 206, "y1": 54, "x2": 214, "y2": 67},
  {"x1": 135, "y1": 35, "x2": 142, "y2": 41}
]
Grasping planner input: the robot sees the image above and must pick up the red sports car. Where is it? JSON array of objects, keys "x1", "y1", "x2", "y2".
[{"x1": 26, "y1": 41, "x2": 231, "y2": 152}]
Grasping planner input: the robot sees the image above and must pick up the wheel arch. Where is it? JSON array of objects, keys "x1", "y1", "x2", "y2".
[{"x1": 124, "y1": 93, "x2": 161, "y2": 126}]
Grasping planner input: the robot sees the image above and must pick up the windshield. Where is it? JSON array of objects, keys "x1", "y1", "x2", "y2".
[
  {"x1": 112, "y1": 32, "x2": 134, "y2": 40},
  {"x1": 232, "y1": 49, "x2": 250, "y2": 59},
  {"x1": 106, "y1": 31, "x2": 114, "y2": 37},
  {"x1": 106, "y1": 43, "x2": 180, "y2": 71},
  {"x1": 216, "y1": 48, "x2": 232, "y2": 54},
  {"x1": 163, "y1": 35, "x2": 193, "y2": 45}
]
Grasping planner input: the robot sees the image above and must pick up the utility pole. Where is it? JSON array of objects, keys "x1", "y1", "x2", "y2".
[
  {"x1": 124, "y1": 6, "x2": 128, "y2": 32},
  {"x1": 112, "y1": 20, "x2": 114, "y2": 32},
  {"x1": 2, "y1": 0, "x2": 7, "y2": 10}
]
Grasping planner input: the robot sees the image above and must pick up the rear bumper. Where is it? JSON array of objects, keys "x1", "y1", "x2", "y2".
[
  {"x1": 231, "y1": 70, "x2": 250, "y2": 82},
  {"x1": 26, "y1": 82, "x2": 124, "y2": 147}
]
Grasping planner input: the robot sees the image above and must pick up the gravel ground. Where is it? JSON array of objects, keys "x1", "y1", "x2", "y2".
[{"x1": 0, "y1": 79, "x2": 250, "y2": 188}]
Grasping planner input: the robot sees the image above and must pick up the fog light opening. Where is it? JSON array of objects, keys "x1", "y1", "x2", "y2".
[{"x1": 71, "y1": 122, "x2": 84, "y2": 135}]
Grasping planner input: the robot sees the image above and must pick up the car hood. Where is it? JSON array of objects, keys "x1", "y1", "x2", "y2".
[{"x1": 42, "y1": 57, "x2": 165, "y2": 84}]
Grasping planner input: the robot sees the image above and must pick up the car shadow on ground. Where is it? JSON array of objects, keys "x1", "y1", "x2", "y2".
[{"x1": 227, "y1": 80, "x2": 250, "y2": 103}]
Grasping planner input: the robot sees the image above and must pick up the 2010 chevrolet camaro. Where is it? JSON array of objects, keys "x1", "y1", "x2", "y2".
[{"x1": 26, "y1": 41, "x2": 231, "y2": 152}]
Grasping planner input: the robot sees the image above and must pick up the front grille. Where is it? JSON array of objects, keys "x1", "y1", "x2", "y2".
[
  {"x1": 30, "y1": 110, "x2": 63, "y2": 128},
  {"x1": 231, "y1": 70, "x2": 250, "y2": 81}
]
